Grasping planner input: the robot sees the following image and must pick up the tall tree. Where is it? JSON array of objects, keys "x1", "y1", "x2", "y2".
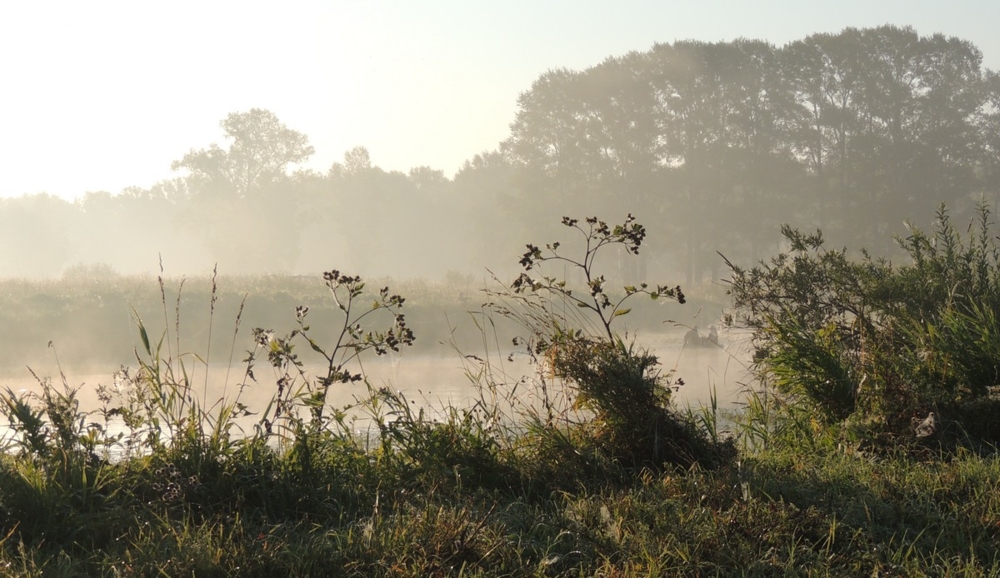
[
  {"x1": 172, "y1": 108, "x2": 314, "y2": 198},
  {"x1": 650, "y1": 40, "x2": 801, "y2": 282},
  {"x1": 172, "y1": 109, "x2": 315, "y2": 272},
  {"x1": 783, "y1": 27, "x2": 988, "y2": 249},
  {"x1": 783, "y1": 29, "x2": 868, "y2": 241}
]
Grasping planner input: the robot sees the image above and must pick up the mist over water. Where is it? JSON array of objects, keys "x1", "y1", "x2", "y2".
[
  {"x1": 0, "y1": 327, "x2": 751, "y2": 442},
  {"x1": 4, "y1": 24, "x2": 991, "y2": 449},
  {"x1": 8, "y1": 15, "x2": 1000, "y2": 574}
]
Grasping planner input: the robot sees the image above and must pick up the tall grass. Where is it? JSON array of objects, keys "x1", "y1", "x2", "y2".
[{"x1": 0, "y1": 211, "x2": 999, "y2": 575}]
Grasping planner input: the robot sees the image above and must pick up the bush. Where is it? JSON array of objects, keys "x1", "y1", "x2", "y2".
[
  {"x1": 551, "y1": 336, "x2": 727, "y2": 469},
  {"x1": 728, "y1": 203, "x2": 1000, "y2": 447},
  {"x1": 492, "y1": 215, "x2": 730, "y2": 472}
]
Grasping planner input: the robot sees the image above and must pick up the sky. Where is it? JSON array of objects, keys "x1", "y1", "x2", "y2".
[{"x1": 2, "y1": 0, "x2": 1000, "y2": 200}]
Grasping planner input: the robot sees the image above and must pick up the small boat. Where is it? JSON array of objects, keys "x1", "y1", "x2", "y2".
[{"x1": 683, "y1": 325, "x2": 719, "y2": 348}]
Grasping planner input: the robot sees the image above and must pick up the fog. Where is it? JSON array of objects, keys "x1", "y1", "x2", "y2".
[
  {"x1": 3, "y1": 26, "x2": 1000, "y2": 413},
  {"x1": 2, "y1": 27, "x2": 998, "y2": 283},
  {"x1": 1, "y1": 327, "x2": 753, "y2": 442}
]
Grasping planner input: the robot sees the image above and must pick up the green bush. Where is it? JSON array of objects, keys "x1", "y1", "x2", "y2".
[
  {"x1": 6, "y1": 214, "x2": 1000, "y2": 573},
  {"x1": 493, "y1": 215, "x2": 730, "y2": 472},
  {"x1": 728, "y1": 203, "x2": 1000, "y2": 447}
]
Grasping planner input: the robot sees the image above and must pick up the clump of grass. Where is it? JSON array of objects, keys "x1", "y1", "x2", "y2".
[{"x1": 497, "y1": 215, "x2": 730, "y2": 472}]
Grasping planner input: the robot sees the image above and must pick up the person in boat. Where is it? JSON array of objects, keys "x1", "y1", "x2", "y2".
[
  {"x1": 684, "y1": 325, "x2": 701, "y2": 347},
  {"x1": 684, "y1": 324, "x2": 720, "y2": 348},
  {"x1": 707, "y1": 325, "x2": 719, "y2": 346}
]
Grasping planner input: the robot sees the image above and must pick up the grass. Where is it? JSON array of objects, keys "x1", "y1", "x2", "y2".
[
  {"x1": 0, "y1": 381, "x2": 998, "y2": 576},
  {"x1": 2, "y1": 428, "x2": 999, "y2": 575},
  {"x1": 3, "y1": 212, "x2": 1000, "y2": 575}
]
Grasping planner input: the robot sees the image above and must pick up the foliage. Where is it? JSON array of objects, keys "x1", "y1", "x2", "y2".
[
  {"x1": 728, "y1": 203, "x2": 1000, "y2": 447},
  {"x1": 512, "y1": 214, "x2": 685, "y2": 341},
  {"x1": 549, "y1": 337, "x2": 727, "y2": 470},
  {"x1": 171, "y1": 108, "x2": 314, "y2": 198},
  {"x1": 504, "y1": 26, "x2": 999, "y2": 285},
  {"x1": 249, "y1": 269, "x2": 415, "y2": 434},
  {"x1": 493, "y1": 214, "x2": 729, "y2": 471},
  {"x1": 4, "y1": 405, "x2": 1000, "y2": 575},
  {"x1": 4, "y1": 27, "x2": 1000, "y2": 286},
  {"x1": 2, "y1": 231, "x2": 1000, "y2": 573},
  {"x1": 0, "y1": 272, "x2": 485, "y2": 372}
]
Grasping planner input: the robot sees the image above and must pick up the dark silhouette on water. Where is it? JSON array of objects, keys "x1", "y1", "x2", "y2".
[{"x1": 684, "y1": 325, "x2": 719, "y2": 348}]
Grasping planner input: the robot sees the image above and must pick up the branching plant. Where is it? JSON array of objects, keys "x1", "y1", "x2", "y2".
[
  {"x1": 251, "y1": 269, "x2": 415, "y2": 434},
  {"x1": 490, "y1": 214, "x2": 728, "y2": 470},
  {"x1": 513, "y1": 214, "x2": 685, "y2": 342},
  {"x1": 727, "y1": 203, "x2": 1000, "y2": 448}
]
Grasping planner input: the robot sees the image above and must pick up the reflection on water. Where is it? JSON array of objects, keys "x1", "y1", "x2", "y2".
[{"x1": 0, "y1": 329, "x2": 754, "y2": 444}]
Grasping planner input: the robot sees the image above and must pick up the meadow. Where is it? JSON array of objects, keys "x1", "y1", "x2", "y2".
[{"x1": 1, "y1": 213, "x2": 999, "y2": 576}]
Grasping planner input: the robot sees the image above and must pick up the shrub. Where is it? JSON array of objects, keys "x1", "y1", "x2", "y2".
[
  {"x1": 491, "y1": 215, "x2": 730, "y2": 472},
  {"x1": 728, "y1": 203, "x2": 1000, "y2": 447}
]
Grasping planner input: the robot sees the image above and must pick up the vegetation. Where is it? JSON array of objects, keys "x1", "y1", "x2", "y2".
[
  {"x1": 728, "y1": 203, "x2": 1000, "y2": 451},
  {"x1": 495, "y1": 215, "x2": 727, "y2": 472},
  {"x1": 0, "y1": 266, "x2": 715, "y2": 374},
  {"x1": 4, "y1": 27, "x2": 1000, "y2": 288},
  {"x1": 5, "y1": 24, "x2": 1000, "y2": 576},
  {"x1": 1, "y1": 213, "x2": 1000, "y2": 576}
]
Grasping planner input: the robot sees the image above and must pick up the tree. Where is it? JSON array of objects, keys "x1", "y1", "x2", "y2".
[
  {"x1": 0, "y1": 194, "x2": 76, "y2": 275},
  {"x1": 783, "y1": 27, "x2": 988, "y2": 250},
  {"x1": 407, "y1": 166, "x2": 449, "y2": 192},
  {"x1": 452, "y1": 150, "x2": 525, "y2": 272},
  {"x1": 649, "y1": 40, "x2": 801, "y2": 283},
  {"x1": 172, "y1": 108, "x2": 314, "y2": 198},
  {"x1": 171, "y1": 109, "x2": 315, "y2": 272},
  {"x1": 328, "y1": 146, "x2": 374, "y2": 179}
]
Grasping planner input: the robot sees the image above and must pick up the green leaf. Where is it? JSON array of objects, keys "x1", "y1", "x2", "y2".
[
  {"x1": 614, "y1": 308, "x2": 631, "y2": 317},
  {"x1": 139, "y1": 322, "x2": 151, "y2": 356}
]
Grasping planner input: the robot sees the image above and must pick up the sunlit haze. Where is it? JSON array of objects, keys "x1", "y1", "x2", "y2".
[{"x1": 0, "y1": 0, "x2": 997, "y2": 199}]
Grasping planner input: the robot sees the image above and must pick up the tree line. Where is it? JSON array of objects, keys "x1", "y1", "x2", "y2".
[
  {"x1": 504, "y1": 25, "x2": 1000, "y2": 283},
  {"x1": 3, "y1": 25, "x2": 999, "y2": 283}
]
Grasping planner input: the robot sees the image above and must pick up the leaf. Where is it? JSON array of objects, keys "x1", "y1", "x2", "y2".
[
  {"x1": 614, "y1": 308, "x2": 631, "y2": 317},
  {"x1": 139, "y1": 322, "x2": 151, "y2": 356}
]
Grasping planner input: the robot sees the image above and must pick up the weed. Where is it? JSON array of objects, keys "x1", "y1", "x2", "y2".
[{"x1": 489, "y1": 214, "x2": 729, "y2": 473}]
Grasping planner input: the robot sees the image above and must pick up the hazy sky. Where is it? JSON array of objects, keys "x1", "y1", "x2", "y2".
[{"x1": 2, "y1": 0, "x2": 999, "y2": 200}]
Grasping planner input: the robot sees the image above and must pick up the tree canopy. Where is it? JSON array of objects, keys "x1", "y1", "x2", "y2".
[
  {"x1": 503, "y1": 25, "x2": 999, "y2": 282},
  {"x1": 1, "y1": 26, "x2": 998, "y2": 282},
  {"x1": 171, "y1": 108, "x2": 314, "y2": 198}
]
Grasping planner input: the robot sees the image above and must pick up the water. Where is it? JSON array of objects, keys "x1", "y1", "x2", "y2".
[{"x1": 0, "y1": 328, "x2": 754, "y2": 449}]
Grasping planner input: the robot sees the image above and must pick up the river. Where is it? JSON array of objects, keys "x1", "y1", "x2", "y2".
[{"x1": 0, "y1": 327, "x2": 755, "y2": 447}]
